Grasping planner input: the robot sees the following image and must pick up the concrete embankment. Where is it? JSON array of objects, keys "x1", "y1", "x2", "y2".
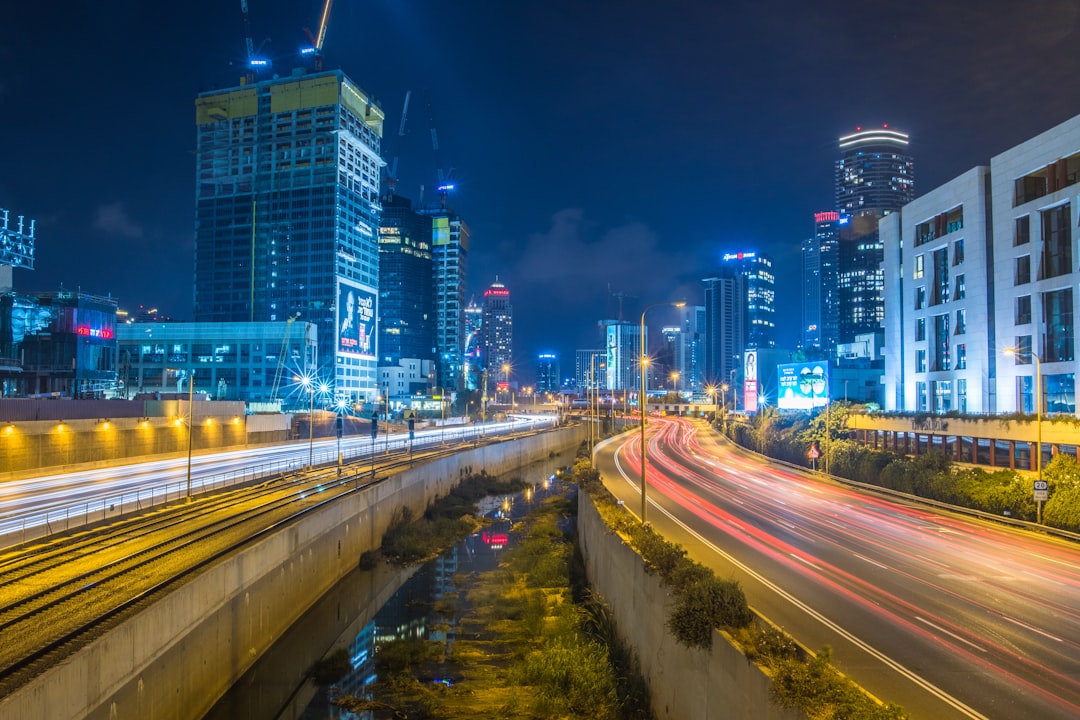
[
  {"x1": 578, "y1": 492, "x2": 802, "y2": 720},
  {"x1": 0, "y1": 425, "x2": 585, "y2": 720}
]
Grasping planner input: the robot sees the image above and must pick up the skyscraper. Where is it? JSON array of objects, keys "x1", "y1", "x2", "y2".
[
  {"x1": 835, "y1": 126, "x2": 914, "y2": 343},
  {"x1": 802, "y1": 212, "x2": 841, "y2": 351},
  {"x1": 702, "y1": 276, "x2": 745, "y2": 387},
  {"x1": 481, "y1": 278, "x2": 512, "y2": 374},
  {"x1": 193, "y1": 70, "x2": 385, "y2": 402},
  {"x1": 462, "y1": 296, "x2": 483, "y2": 390},
  {"x1": 603, "y1": 320, "x2": 643, "y2": 391},
  {"x1": 836, "y1": 126, "x2": 915, "y2": 218},
  {"x1": 425, "y1": 210, "x2": 469, "y2": 391},
  {"x1": 378, "y1": 194, "x2": 433, "y2": 371},
  {"x1": 721, "y1": 251, "x2": 775, "y2": 349}
]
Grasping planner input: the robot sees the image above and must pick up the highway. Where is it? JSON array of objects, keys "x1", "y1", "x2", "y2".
[
  {"x1": 597, "y1": 416, "x2": 1080, "y2": 720},
  {"x1": 0, "y1": 415, "x2": 555, "y2": 547}
]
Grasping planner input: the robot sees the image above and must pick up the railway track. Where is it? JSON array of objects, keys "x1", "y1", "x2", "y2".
[{"x1": 0, "y1": 434, "x2": 505, "y2": 696}]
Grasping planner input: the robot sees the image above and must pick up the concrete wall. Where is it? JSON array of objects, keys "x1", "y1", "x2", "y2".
[
  {"x1": 578, "y1": 492, "x2": 802, "y2": 720},
  {"x1": 0, "y1": 425, "x2": 586, "y2": 720}
]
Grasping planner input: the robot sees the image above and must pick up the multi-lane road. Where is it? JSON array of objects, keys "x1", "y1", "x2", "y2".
[{"x1": 597, "y1": 416, "x2": 1080, "y2": 720}]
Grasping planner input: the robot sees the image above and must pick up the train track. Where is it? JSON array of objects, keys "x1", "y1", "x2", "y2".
[{"x1": 0, "y1": 434, "x2": 507, "y2": 697}]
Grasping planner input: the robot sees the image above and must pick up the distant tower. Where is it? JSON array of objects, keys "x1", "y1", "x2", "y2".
[
  {"x1": 536, "y1": 352, "x2": 560, "y2": 394},
  {"x1": 702, "y1": 275, "x2": 745, "y2": 386},
  {"x1": 802, "y1": 212, "x2": 841, "y2": 351},
  {"x1": 835, "y1": 126, "x2": 914, "y2": 342},
  {"x1": 482, "y1": 278, "x2": 512, "y2": 374},
  {"x1": 463, "y1": 296, "x2": 483, "y2": 389}
]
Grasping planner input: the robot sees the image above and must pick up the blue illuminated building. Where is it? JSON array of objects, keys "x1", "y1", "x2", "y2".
[
  {"x1": 378, "y1": 194, "x2": 434, "y2": 369},
  {"x1": 193, "y1": 70, "x2": 385, "y2": 403},
  {"x1": 535, "y1": 352, "x2": 560, "y2": 394}
]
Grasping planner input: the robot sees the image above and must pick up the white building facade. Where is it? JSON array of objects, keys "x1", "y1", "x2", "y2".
[{"x1": 883, "y1": 113, "x2": 1080, "y2": 415}]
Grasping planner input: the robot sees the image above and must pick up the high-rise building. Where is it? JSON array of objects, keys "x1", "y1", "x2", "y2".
[
  {"x1": 802, "y1": 212, "x2": 842, "y2": 351},
  {"x1": 425, "y1": 210, "x2": 469, "y2": 391},
  {"x1": 535, "y1": 352, "x2": 560, "y2": 394},
  {"x1": 721, "y1": 252, "x2": 775, "y2": 349},
  {"x1": 835, "y1": 126, "x2": 914, "y2": 343},
  {"x1": 481, "y1": 278, "x2": 512, "y2": 377},
  {"x1": 193, "y1": 70, "x2": 385, "y2": 402},
  {"x1": 378, "y1": 194, "x2": 433, "y2": 371},
  {"x1": 702, "y1": 275, "x2": 745, "y2": 388},
  {"x1": 462, "y1": 297, "x2": 483, "y2": 390},
  {"x1": 575, "y1": 348, "x2": 605, "y2": 393},
  {"x1": 678, "y1": 305, "x2": 707, "y2": 393},
  {"x1": 836, "y1": 126, "x2": 914, "y2": 218}
]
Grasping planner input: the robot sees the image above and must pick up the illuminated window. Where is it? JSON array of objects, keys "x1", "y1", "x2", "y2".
[{"x1": 913, "y1": 254, "x2": 925, "y2": 279}]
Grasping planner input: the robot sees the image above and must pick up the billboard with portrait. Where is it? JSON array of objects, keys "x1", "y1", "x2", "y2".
[
  {"x1": 337, "y1": 279, "x2": 377, "y2": 359},
  {"x1": 777, "y1": 362, "x2": 830, "y2": 410},
  {"x1": 743, "y1": 350, "x2": 758, "y2": 413}
]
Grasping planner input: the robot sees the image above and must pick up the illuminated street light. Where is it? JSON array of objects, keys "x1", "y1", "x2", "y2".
[
  {"x1": 639, "y1": 300, "x2": 685, "y2": 524},
  {"x1": 1004, "y1": 345, "x2": 1044, "y2": 523},
  {"x1": 670, "y1": 371, "x2": 680, "y2": 398}
]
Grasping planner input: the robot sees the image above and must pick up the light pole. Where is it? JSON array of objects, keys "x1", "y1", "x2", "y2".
[
  {"x1": 670, "y1": 371, "x2": 680, "y2": 400},
  {"x1": 639, "y1": 300, "x2": 685, "y2": 524},
  {"x1": 185, "y1": 369, "x2": 194, "y2": 501},
  {"x1": 1005, "y1": 345, "x2": 1044, "y2": 523},
  {"x1": 300, "y1": 377, "x2": 315, "y2": 470},
  {"x1": 335, "y1": 397, "x2": 348, "y2": 470}
]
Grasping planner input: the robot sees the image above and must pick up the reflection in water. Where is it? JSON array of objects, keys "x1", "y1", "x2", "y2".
[{"x1": 302, "y1": 473, "x2": 569, "y2": 719}]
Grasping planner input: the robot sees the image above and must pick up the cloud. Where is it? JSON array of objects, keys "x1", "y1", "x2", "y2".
[{"x1": 94, "y1": 201, "x2": 144, "y2": 239}]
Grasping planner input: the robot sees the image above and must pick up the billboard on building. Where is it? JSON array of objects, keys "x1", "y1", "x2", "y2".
[
  {"x1": 743, "y1": 350, "x2": 758, "y2": 413},
  {"x1": 777, "y1": 362, "x2": 830, "y2": 410},
  {"x1": 337, "y1": 279, "x2": 376, "y2": 359}
]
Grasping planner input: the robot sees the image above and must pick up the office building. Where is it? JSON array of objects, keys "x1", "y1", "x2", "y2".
[
  {"x1": 481, "y1": 278, "x2": 512, "y2": 374},
  {"x1": 604, "y1": 320, "x2": 643, "y2": 392},
  {"x1": 702, "y1": 275, "x2": 746, "y2": 389},
  {"x1": 193, "y1": 70, "x2": 385, "y2": 403},
  {"x1": 536, "y1": 352, "x2": 560, "y2": 394},
  {"x1": 882, "y1": 112, "x2": 1080, "y2": 415},
  {"x1": 425, "y1": 210, "x2": 469, "y2": 391},
  {"x1": 721, "y1": 252, "x2": 775, "y2": 348},
  {"x1": 117, "y1": 321, "x2": 318, "y2": 405},
  {"x1": 802, "y1": 212, "x2": 841, "y2": 351},
  {"x1": 0, "y1": 290, "x2": 117, "y2": 398},
  {"x1": 378, "y1": 194, "x2": 434, "y2": 372},
  {"x1": 575, "y1": 348, "x2": 605, "y2": 393},
  {"x1": 835, "y1": 126, "x2": 915, "y2": 343}
]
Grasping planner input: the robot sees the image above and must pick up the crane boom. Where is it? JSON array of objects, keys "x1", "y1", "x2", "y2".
[
  {"x1": 315, "y1": 0, "x2": 333, "y2": 50},
  {"x1": 240, "y1": 0, "x2": 256, "y2": 64}
]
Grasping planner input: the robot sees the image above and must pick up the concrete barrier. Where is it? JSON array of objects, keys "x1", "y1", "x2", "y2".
[
  {"x1": 578, "y1": 492, "x2": 802, "y2": 720},
  {"x1": 0, "y1": 425, "x2": 586, "y2": 720}
]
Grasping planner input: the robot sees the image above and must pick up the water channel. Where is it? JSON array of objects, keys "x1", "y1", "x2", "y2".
[{"x1": 205, "y1": 449, "x2": 578, "y2": 720}]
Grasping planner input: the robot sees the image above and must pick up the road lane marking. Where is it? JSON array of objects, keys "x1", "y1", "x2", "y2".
[
  {"x1": 607, "y1": 441, "x2": 990, "y2": 720},
  {"x1": 853, "y1": 553, "x2": 889, "y2": 570},
  {"x1": 999, "y1": 615, "x2": 1063, "y2": 643},
  {"x1": 916, "y1": 617, "x2": 986, "y2": 653}
]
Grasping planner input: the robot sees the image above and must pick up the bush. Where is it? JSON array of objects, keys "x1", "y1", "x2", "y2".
[
  {"x1": 667, "y1": 574, "x2": 753, "y2": 649},
  {"x1": 309, "y1": 648, "x2": 351, "y2": 686}
]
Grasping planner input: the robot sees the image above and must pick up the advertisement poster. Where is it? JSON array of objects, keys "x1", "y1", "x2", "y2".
[
  {"x1": 777, "y1": 362, "x2": 830, "y2": 410},
  {"x1": 337, "y1": 279, "x2": 377, "y2": 359},
  {"x1": 743, "y1": 350, "x2": 758, "y2": 413}
]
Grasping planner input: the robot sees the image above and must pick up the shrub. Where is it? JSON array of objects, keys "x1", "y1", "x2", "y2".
[
  {"x1": 667, "y1": 575, "x2": 753, "y2": 649},
  {"x1": 309, "y1": 648, "x2": 351, "y2": 686}
]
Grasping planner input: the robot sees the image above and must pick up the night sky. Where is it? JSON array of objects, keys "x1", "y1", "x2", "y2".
[{"x1": 3, "y1": 1, "x2": 1079, "y2": 381}]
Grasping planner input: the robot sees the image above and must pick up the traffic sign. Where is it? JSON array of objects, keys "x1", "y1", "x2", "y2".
[
  {"x1": 808, "y1": 444, "x2": 820, "y2": 459},
  {"x1": 1034, "y1": 479, "x2": 1048, "y2": 502}
]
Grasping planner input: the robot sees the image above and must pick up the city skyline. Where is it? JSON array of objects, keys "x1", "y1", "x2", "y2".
[{"x1": 2, "y1": 1, "x2": 1079, "y2": 378}]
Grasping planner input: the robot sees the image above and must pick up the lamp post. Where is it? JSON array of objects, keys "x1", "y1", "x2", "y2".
[
  {"x1": 1005, "y1": 346, "x2": 1044, "y2": 523},
  {"x1": 335, "y1": 397, "x2": 348, "y2": 470},
  {"x1": 639, "y1": 301, "x2": 685, "y2": 524},
  {"x1": 300, "y1": 377, "x2": 315, "y2": 470},
  {"x1": 185, "y1": 370, "x2": 194, "y2": 501}
]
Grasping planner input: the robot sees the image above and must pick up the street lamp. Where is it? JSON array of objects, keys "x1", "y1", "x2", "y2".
[
  {"x1": 670, "y1": 371, "x2": 680, "y2": 399},
  {"x1": 300, "y1": 377, "x2": 315, "y2": 469},
  {"x1": 639, "y1": 300, "x2": 685, "y2": 524},
  {"x1": 335, "y1": 397, "x2": 348, "y2": 470},
  {"x1": 1004, "y1": 345, "x2": 1044, "y2": 523},
  {"x1": 185, "y1": 369, "x2": 194, "y2": 501}
]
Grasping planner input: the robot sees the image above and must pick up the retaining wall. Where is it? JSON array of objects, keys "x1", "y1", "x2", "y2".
[
  {"x1": 578, "y1": 492, "x2": 802, "y2": 720},
  {"x1": 0, "y1": 425, "x2": 586, "y2": 720}
]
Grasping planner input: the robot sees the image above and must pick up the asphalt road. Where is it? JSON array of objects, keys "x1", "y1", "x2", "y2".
[{"x1": 596, "y1": 417, "x2": 1080, "y2": 720}]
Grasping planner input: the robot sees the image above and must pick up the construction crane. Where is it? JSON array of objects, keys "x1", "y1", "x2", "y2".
[
  {"x1": 383, "y1": 90, "x2": 411, "y2": 200},
  {"x1": 270, "y1": 313, "x2": 301, "y2": 404},
  {"x1": 424, "y1": 89, "x2": 456, "y2": 208},
  {"x1": 239, "y1": 0, "x2": 271, "y2": 83},
  {"x1": 301, "y1": 0, "x2": 334, "y2": 71}
]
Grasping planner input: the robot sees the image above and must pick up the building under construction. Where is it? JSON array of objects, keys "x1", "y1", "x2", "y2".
[{"x1": 193, "y1": 69, "x2": 385, "y2": 403}]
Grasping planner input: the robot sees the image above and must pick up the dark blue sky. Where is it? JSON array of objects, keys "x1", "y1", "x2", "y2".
[{"x1": 3, "y1": 0, "x2": 1079, "y2": 378}]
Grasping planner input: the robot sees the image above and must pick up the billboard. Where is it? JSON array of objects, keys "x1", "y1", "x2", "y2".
[
  {"x1": 337, "y1": 279, "x2": 376, "y2": 359},
  {"x1": 777, "y1": 362, "x2": 830, "y2": 410},
  {"x1": 743, "y1": 350, "x2": 758, "y2": 413}
]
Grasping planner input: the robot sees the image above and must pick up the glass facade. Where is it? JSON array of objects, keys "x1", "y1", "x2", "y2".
[{"x1": 193, "y1": 71, "x2": 384, "y2": 402}]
